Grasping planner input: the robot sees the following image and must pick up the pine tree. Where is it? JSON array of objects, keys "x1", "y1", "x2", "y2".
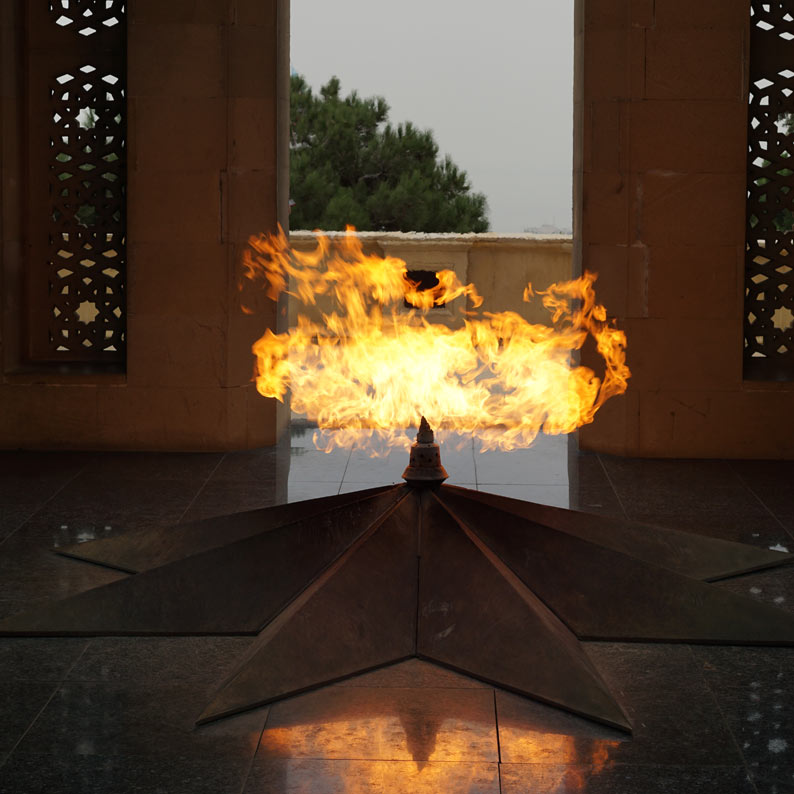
[{"x1": 289, "y1": 75, "x2": 489, "y2": 233}]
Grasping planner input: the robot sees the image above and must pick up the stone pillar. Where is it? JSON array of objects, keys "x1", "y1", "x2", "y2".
[
  {"x1": 0, "y1": 0, "x2": 289, "y2": 450},
  {"x1": 575, "y1": 0, "x2": 794, "y2": 458}
]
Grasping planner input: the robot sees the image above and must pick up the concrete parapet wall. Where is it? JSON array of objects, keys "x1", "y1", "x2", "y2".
[{"x1": 288, "y1": 231, "x2": 574, "y2": 328}]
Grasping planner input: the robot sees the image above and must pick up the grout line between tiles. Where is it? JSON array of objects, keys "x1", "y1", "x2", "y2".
[
  {"x1": 728, "y1": 463, "x2": 794, "y2": 546},
  {"x1": 493, "y1": 689, "x2": 502, "y2": 766},
  {"x1": 236, "y1": 706, "x2": 271, "y2": 794},
  {"x1": 595, "y1": 454, "x2": 630, "y2": 520},
  {"x1": 686, "y1": 644, "x2": 761, "y2": 794},
  {"x1": 0, "y1": 460, "x2": 91, "y2": 549},
  {"x1": 175, "y1": 454, "x2": 227, "y2": 524},
  {"x1": 3, "y1": 638, "x2": 92, "y2": 761},
  {"x1": 335, "y1": 438, "x2": 355, "y2": 494}
]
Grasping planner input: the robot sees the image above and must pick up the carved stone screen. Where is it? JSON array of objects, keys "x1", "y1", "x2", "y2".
[
  {"x1": 745, "y1": 1, "x2": 794, "y2": 380},
  {"x1": 26, "y1": 1, "x2": 126, "y2": 363}
]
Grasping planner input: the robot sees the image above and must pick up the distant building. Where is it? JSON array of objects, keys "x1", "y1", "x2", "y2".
[{"x1": 523, "y1": 223, "x2": 572, "y2": 235}]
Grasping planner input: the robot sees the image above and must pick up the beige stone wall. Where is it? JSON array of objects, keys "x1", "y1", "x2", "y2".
[
  {"x1": 287, "y1": 231, "x2": 573, "y2": 329},
  {"x1": 4, "y1": 0, "x2": 790, "y2": 457},
  {"x1": 0, "y1": 0, "x2": 290, "y2": 450},
  {"x1": 575, "y1": 0, "x2": 794, "y2": 458}
]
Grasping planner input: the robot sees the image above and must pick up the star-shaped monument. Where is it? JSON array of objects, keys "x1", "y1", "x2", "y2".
[{"x1": 1, "y1": 421, "x2": 793, "y2": 732}]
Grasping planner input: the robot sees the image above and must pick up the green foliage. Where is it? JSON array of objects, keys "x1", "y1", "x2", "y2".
[
  {"x1": 749, "y1": 112, "x2": 794, "y2": 233},
  {"x1": 289, "y1": 75, "x2": 489, "y2": 233}
]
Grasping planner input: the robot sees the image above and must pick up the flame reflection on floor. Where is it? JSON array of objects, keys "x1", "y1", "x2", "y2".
[{"x1": 256, "y1": 698, "x2": 620, "y2": 793}]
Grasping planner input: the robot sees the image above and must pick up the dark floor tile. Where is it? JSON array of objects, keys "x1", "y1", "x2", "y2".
[
  {"x1": 569, "y1": 485, "x2": 625, "y2": 518},
  {"x1": 66, "y1": 637, "x2": 255, "y2": 687},
  {"x1": 581, "y1": 643, "x2": 741, "y2": 766},
  {"x1": 7, "y1": 514, "x2": 130, "y2": 550},
  {"x1": 711, "y1": 565, "x2": 794, "y2": 615},
  {"x1": 15, "y1": 681, "x2": 267, "y2": 760},
  {"x1": 0, "y1": 504, "x2": 41, "y2": 542},
  {"x1": 78, "y1": 452, "x2": 224, "y2": 482},
  {"x1": 708, "y1": 686, "x2": 794, "y2": 792},
  {"x1": 730, "y1": 459, "x2": 794, "y2": 493},
  {"x1": 593, "y1": 456, "x2": 789, "y2": 545},
  {"x1": 600, "y1": 456, "x2": 740, "y2": 493},
  {"x1": 244, "y1": 758, "x2": 500, "y2": 794},
  {"x1": 499, "y1": 763, "x2": 756, "y2": 794},
  {"x1": 209, "y1": 447, "x2": 284, "y2": 482},
  {"x1": 570, "y1": 453, "x2": 614, "y2": 490},
  {"x1": 694, "y1": 644, "x2": 794, "y2": 688},
  {"x1": 180, "y1": 480, "x2": 280, "y2": 523},
  {"x1": 258, "y1": 686, "x2": 498, "y2": 763},
  {"x1": 746, "y1": 484, "x2": 794, "y2": 536},
  {"x1": 734, "y1": 471, "x2": 794, "y2": 516},
  {"x1": 621, "y1": 491, "x2": 790, "y2": 548},
  {"x1": 775, "y1": 513, "x2": 794, "y2": 536},
  {"x1": 750, "y1": 771, "x2": 794, "y2": 794},
  {"x1": 0, "y1": 545, "x2": 126, "y2": 614},
  {"x1": 0, "y1": 452, "x2": 94, "y2": 504},
  {"x1": 31, "y1": 477, "x2": 200, "y2": 533},
  {"x1": 332, "y1": 659, "x2": 489, "y2": 689},
  {"x1": 0, "y1": 752, "x2": 250, "y2": 794},
  {"x1": 693, "y1": 645, "x2": 794, "y2": 790},
  {"x1": 0, "y1": 637, "x2": 88, "y2": 681},
  {"x1": 0, "y1": 680, "x2": 58, "y2": 754}
]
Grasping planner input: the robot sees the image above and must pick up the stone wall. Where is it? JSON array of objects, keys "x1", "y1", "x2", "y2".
[
  {"x1": 3, "y1": 0, "x2": 792, "y2": 457},
  {"x1": 575, "y1": 0, "x2": 794, "y2": 458},
  {"x1": 0, "y1": 0, "x2": 290, "y2": 450}
]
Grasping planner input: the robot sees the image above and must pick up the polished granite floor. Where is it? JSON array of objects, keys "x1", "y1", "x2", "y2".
[{"x1": 0, "y1": 427, "x2": 793, "y2": 793}]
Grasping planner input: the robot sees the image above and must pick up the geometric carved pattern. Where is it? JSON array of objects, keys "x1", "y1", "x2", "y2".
[
  {"x1": 35, "y1": 1, "x2": 126, "y2": 360},
  {"x1": 49, "y1": 0, "x2": 124, "y2": 37},
  {"x1": 745, "y1": 1, "x2": 794, "y2": 379}
]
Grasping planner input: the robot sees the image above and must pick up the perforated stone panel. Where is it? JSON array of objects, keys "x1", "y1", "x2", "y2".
[
  {"x1": 745, "y1": 1, "x2": 794, "y2": 379},
  {"x1": 29, "y1": 1, "x2": 126, "y2": 361}
]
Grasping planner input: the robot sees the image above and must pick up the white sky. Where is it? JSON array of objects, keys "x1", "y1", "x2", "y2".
[{"x1": 290, "y1": 1, "x2": 574, "y2": 234}]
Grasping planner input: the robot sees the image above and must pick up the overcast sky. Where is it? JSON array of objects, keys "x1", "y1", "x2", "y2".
[{"x1": 290, "y1": 1, "x2": 574, "y2": 234}]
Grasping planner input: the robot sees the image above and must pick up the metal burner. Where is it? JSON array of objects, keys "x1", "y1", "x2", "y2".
[
  {"x1": 2, "y1": 424, "x2": 794, "y2": 733},
  {"x1": 402, "y1": 416, "x2": 448, "y2": 486}
]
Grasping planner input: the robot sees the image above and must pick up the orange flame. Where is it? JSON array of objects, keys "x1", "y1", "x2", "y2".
[{"x1": 244, "y1": 226, "x2": 629, "y2": 451}]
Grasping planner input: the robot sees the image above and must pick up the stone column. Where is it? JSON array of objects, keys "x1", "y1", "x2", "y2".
[
  {"x1": 0, "y1": 0, "x2": 289, "y2": 450},
  {"x1": 575, "y1": 0, "x2": 794, "y2": 457}
]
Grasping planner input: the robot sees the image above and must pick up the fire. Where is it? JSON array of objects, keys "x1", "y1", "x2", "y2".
[{"x1": 243, "y1": 226, "x2": 629, "y2": 451}]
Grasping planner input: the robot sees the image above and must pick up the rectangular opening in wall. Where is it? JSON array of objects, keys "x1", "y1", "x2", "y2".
[{"x1": 288, "y1": 2, "x2": 574, "y2": 240}]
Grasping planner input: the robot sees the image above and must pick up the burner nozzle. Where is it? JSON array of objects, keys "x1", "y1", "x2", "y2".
[{"x1": 402, "y1": 416, "x2": 449, "y2": 487}]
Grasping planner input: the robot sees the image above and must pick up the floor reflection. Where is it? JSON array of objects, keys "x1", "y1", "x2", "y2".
[
  {"x1": 286, "y1": 426, "x2": 573, "y2": 510},
  {"x1": 258, "y1": 686, "x2": 496, "y2": 766},
  {"x1": 253, "y1": 670, "x2": 625, "y2": 793},
  {"x1": 3, "y1": 442, "x2": 793, "y2": 793},
  {"x1": 498, "y1": 728, "x2": 620, "y2": 791}
]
